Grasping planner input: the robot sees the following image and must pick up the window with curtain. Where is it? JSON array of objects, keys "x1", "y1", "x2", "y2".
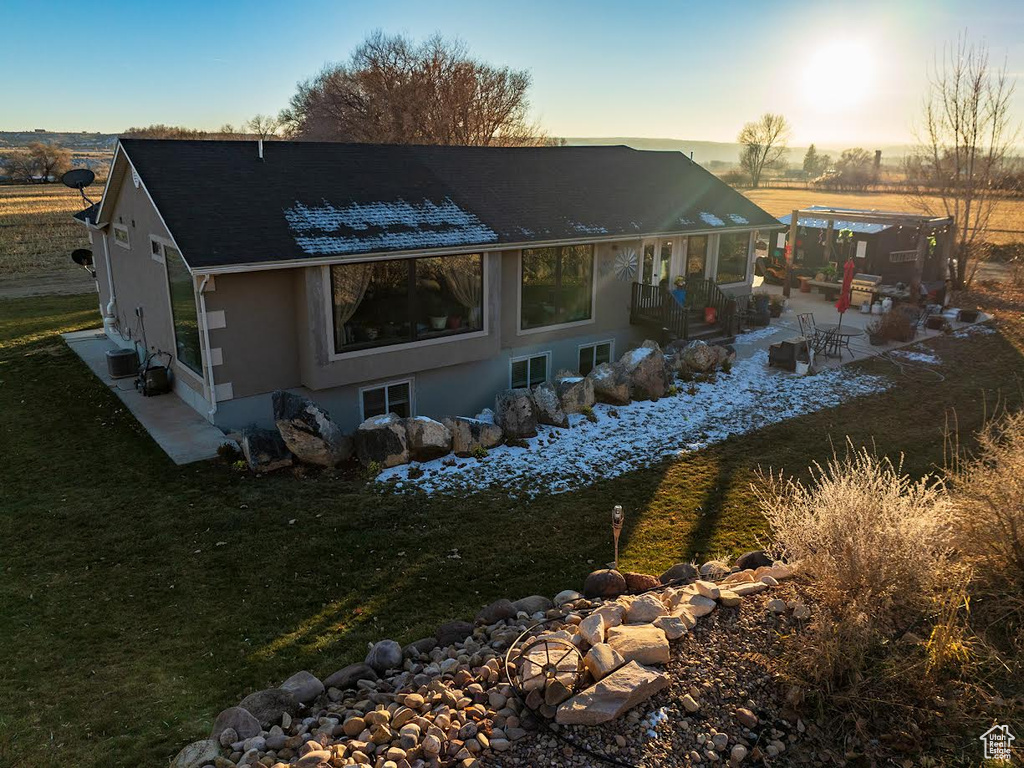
[
  {"x1": 164, "y1": 246, "x2": 202, "y2": 374},
  {"x1": 520, "y1": 245, "x2": 594, "y2": 330},
  {"x1": 330, "y1": 254, "x2": 483, "y2": 352},
  {"x1": 716, "y1": 232, "x2": 750, "y2": 284}
]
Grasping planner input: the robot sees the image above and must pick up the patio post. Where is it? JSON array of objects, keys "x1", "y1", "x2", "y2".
[
  {"x1": 785, "y1": 209, "x2": 799, "y2": 298},
  {"x1": 911, "y1": 228, "x2": 927, "y2": 301}
]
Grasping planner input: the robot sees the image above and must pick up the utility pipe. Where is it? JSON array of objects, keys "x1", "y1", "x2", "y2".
[{"x1": 197, "y1": 275, "x2": 218, "y2": 419}]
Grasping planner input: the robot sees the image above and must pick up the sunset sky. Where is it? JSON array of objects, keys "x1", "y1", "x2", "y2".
[{"x1": 3, "y1": 0, "x2": 1022, "y2": 148}]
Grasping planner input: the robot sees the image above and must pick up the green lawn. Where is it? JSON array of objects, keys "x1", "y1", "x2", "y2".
[{"x1": 1, "y1": 293, "x2": 1021, "y2": 768}]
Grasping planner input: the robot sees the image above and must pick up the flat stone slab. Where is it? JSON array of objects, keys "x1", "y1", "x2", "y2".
[
  {"x1": 556, "y1": 661, "x2": 670, "y2": 725},
  {"x1": 606, "y1": 624, "x2": 670, "y2": 665}
]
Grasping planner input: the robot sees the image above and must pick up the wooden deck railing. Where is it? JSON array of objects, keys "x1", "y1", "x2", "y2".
[{"x1": 629, "y1": 276, "x2": 737, "y2": 341}]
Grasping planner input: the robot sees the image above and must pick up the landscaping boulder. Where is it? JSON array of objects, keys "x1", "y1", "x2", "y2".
[
  {"x1": 623, "y1": 571, "x2": 660, "y2": 593},
  {"x1": 171, "y1": 739, "x2": 221, "y2": 768},
  {"x1": 239, "y1": 688, "x2": 298, "y2": 729},
  {"x1": 532, "y1": 382, "x2": 569, "y2": 428},
  {"x1": 619, "y1": 342, "x2": 670, "y2": 400},
  {"x1": 476, "y1": 598, "x2": 517, "y2": 624},
  {"x1": 403, "y1": 416, "x2": 452, "y2": 462},
  {"x1": 553, "y1": 589, "x2": 583, "y2": 606},
  {"x1": 354, "y1": 414, "x2": 409, "y2": 468},
  {"x1": 441, "y1": 416, "x2": 503, "y2": 456},
  {"x1": 494, "y1": 388, "x2": 538, "y2": 438},
  {"x1": 556, "y1": 375, "x2": 595, "y2": 413},
  {"x1": 436, "y1": 620, "x2": 475, "y2": 646},
  {"x1": 365, "y1": 639, "x2": 403, "y2": 673},
  {"x1": 735, "y1": 550, "x2": 773, "y2": 570},
  {"x1": 211, "y1": 706, "x2": 261, "y2": 740},
  {"x1": 512, "y1": 595, "x2": 553, "y2": 615},
  {"x1": 680, "y1": 339, "x2": 718, "y2": 373},
  {"x1": 240, "y1": 427, "x2": 293, "y2": 474},
  {"x1": 583, "y1": 643, "x2": 627, "y2": 681},
  {"x1": 659, "y1": 562, "x2": 698, "y2": 585},
  {"x1": 323, "y1": 663, "x2": 378, "y2": 690},
  {"x1": 713, "y1": 343, "x2": 736, "y2": 367},
  {"x1": 625, "y1": 594, "x2": 668, "y2": 623},
  {"x1": 606, "y1": 625, "x2": 671, "y2": 665},
  {"x1": 583, "y1": 569, "x2": 627, "y2": 599},
  {"x1": 280, "y1": 670, "x2": 324, "y2": 705},
  {"x1": 579, "y1": 612, "x2": 606, "y2": 646},
  {"x1": 272, "y1": 390, "x2": 352, "y2": 467},
  {"x1": 555, "y1": 661, "x2": 670, "y2": 725},
  {"x1": 586, "y1": 361, "x2": 631, "y2": 405}
]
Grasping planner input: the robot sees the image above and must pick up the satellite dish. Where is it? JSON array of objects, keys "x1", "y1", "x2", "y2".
[
  {"x1": 62, "y1": 168, "x2": 95, "y2": 189},
  {"x1": 71, "y1": 248, "x2": 93, "y2": 267}
]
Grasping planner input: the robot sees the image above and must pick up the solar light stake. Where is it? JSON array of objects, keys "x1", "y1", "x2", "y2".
[{"x1": 611, "y1": 505, "x2": 624, "y2": 571}]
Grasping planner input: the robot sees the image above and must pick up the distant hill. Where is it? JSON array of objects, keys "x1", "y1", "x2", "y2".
[
  {"x1": 0, "y1": 131, "x2": 117, "y2": 152},
  {"x1": 564, "y1": 137, "x2": 916, "y2": 168}
]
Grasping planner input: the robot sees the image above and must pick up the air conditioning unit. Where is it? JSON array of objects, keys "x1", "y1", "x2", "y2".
[{"x1": 106, "y1": 348, "x2": 138, "y2": 379}]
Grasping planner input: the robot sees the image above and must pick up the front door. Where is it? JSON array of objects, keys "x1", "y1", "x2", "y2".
[
  {"x1": 642, "y1": 239, "x2": 674, "y2": 286},
  {"x1": 686, "y1": 235, "x2": 708, "y2": 279}
]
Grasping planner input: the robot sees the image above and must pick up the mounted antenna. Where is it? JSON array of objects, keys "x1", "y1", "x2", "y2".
[
  {"x1": 258, "y1": 139, "x2": 264, "y2": 160},
  {"x1": 61, "y1": 168, "x2": 96, "y2": 206}
]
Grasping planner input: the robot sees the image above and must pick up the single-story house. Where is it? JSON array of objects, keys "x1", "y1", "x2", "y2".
[
  {"x1": 774, "y1": 206, "x2": 951, "y2": 285},
  {"x1": 73, "y1": 139, "x2": 780, "y2": 433}
]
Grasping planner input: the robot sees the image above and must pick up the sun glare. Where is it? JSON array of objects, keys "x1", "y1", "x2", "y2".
[{"x1": 800, "y1": 40, "x2": 876, "y2": 110}]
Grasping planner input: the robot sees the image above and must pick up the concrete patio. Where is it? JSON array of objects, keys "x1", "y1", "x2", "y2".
[{"x1": 62, "y1": 329, "x2": 228, "y2": 464}]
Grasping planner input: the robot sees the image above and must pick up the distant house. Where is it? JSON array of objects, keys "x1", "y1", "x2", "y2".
[{"x1": 73, "y1": 139, "x2": 779, "y2": 433}]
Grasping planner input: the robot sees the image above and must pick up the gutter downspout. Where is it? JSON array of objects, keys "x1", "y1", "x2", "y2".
[
  {"x1": 100, "y1": 232, "x2": 117, "y2": 332},
  {"x1": 198, "y1": 275, "x2": 218, "y2": 420}
]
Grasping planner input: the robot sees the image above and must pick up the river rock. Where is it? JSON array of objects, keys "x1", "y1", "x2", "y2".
[
  {"x1": 606, "y1": 624, "x2": 670, "y2": 665},
  {"x1": 441, "y1": 416, "x2": 504, "y2": 456},
  {"x1": 436, "y1": 620, "x2": 475, "y2": 646},
  {"x1": 171, "y1": 739, "x2": 220, "y2": 768},
  {"x1": 210, "y1": 706, "x2": 261, "y2": 740},
  {"x1": 240, "y1": 427, "x2": 293, "y2": 474},
  {"x1": 239, "y1": 688, "x2": 298, "y2": 729},
  {"x1": 365, "y1": 639, "x2": 403, "y2": 673},
  {"x1": 619, "y1": 343, "x2": 670, "y2": 400},
  {"x1": 512, "y1": 595, "x2": 553, "y2": 615},
  {"x1": 495, "y1": 388, "x2": 539, "y2": 438},
  {"x1": 556, "y1": 375, "x2": 595, "y2": 413},
  {"x1": 555, "y1": 661, "x2": 670, "y2": 725},
  {"x1": 583, "y1": 569, "x2": 627, "y2": 599},
  {"x1": 532, "y1": 382, "x2": 569, "y2": 428},
  {"x1": 280, "y1": 670, "x2": 324, "y2": 705},
  {"x1": 403, "y1": 416, "x2": 452, "y2": 461},
  {"x1": 586, "y1": 362, "x2": 631, "y2": 405},
  {"x1": 476, "y1": 598, "x2": 517, "y2": 624},
  {"x1": 355, "y1": 413, "x2": 409, "y2": 468},
  {"x1": 323, "y1": 662, "x2": 378, "y2": 690},
  {"x1": 272, "y1": 390, "x2": 352, "y2": 467}
]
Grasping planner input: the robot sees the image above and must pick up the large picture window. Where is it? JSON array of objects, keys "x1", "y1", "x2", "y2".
[
  {"x1": 520, "y1": 245, "x2": 594, "y2": 330},
  {"x1": 164, "y1": 246, "x2": 202, "y2": 374},
  {"x1": 716, "y1": 232, "x2": 750, "y2": 284},
  {"x1": 330, "y1": 253, "x2": 483, "y2": 352}
]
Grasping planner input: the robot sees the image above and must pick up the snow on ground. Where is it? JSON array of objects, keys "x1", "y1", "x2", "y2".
[
  {"x1": 889, "y1": 348, "x2": 942, "y2": 365},
  {"x1": 377, "y1": 350, "x2": 891, "y2": 498}
]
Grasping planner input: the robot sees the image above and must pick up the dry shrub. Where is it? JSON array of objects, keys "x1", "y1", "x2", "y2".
[
  {"x1": 951, "y1": 409, "x2": 1024, "y2": 583},
  {"x1": 756, "y1": 443, "x2": 954, "y2": 611}
]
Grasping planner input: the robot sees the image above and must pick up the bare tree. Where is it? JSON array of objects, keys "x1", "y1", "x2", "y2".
[
  {"x1": 737, "y1": 113, "x2": 790, "y2": 188},
  {"x1": 121, "y1": 124, "x2": 250, "y2": 140},
  {"x1": 281, "y1": 31, "x2": 544, "y2": 146},
  {"x1": 908, "y1": 34, "x2": 1020, "y2": 289},
  {"x1": 246, "y1": 114, "x2": 283, "y2": 141},
  {"x1": 4, "y1": 142, "x2": 71, "y2": 182}
]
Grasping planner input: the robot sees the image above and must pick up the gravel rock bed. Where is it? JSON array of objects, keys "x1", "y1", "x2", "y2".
[{"x1": 489, "y1": 584, "x2": 822, "y2": 767}]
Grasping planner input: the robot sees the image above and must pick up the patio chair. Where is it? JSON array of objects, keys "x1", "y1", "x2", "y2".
[{"x1": 796, "y1": 313, "x2": 836, "y2": 355}]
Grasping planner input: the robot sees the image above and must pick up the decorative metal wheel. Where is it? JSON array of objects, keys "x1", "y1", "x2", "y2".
[
  {"x1": 505, "y1": 628, "x2": 585, "y2": 711},
  {"x1": 614, "y1": 249, "x2": 638, "y2": 281}
]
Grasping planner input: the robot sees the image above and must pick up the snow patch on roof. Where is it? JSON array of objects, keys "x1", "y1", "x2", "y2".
[
  {"x1": 285, "y1": 197, "x2": 498, "y2": 255},
  {"x1": 569, "y1": 222, "x2": 610, "y2": 235},
  {"x1": 699, "y1": 212, "x2": 726, "y2": 227},
  {"x1": 728, "y1": 214, "x2": 749, "y2": 225}
]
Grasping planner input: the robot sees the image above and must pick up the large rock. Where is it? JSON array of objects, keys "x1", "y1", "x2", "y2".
[
  {"x1": 280, "y1": 670, "x2": 324, "y2": 705},
  {"x1": 436, "y1": 620, "x2": 475, "y2": 646},
  {"x1": 476, "y1": 599, "x2": 517, "y2": 624},
  {"x1": 660, "y1": 562, "x2": 698, "y2": 585},
  {"x1": 681, "y1": 340, "x2": 718, "y2": 373},
  {"x1": 239, "y1": 688, "x2": 298, "y2": 729},
  {"x1": 403, "y1": 416, "x2": 452, "y2": 461},
  {"x1": 579, "y1": 613, "x2": 606, "y2": 646},
  {"x1": 713, "y1": 344, "x2": 736, "y2": 367},
  {"x1": 323, "y1": 663, "x2": 378, "y2": 690},
  {"x1": 532, "y1": 383, "x2": 569, "y2": 428},
  {"x1": 512, "y1": 595, "x2": 553, "y2": 615},
  {"x1": 586, "y1": 362, "x2": 631, "y2": 405},
  {"x1": 441, "y1": 416, "x2": 504, "y2": 456},
  {"x1": 354, "y1": 414, "x2": 409, "y2": 468},
  {"x1": 272, "y1": 390, "x2": 352, "y2": 467},
  {"x1": 555, "y1": 661, "x2": 670, "y2": 725},
  {"x1": 583, "y1": 643, "x2": 627, "y2": 681},
  {"x1": 583, "y1": 569, "x2": 627, "y2": 599},
  {"x1": 211, "y1": 706, "x2": 261, "y2": 740},
  {"x1": 365, "y1": 639, "x2": 403, "y2": 673},
  {"x1": 735, "y1": 550, "x2": 774, "y2": 570},
  {"x1": 606, "y1": 624, "x2": 671, "y2": 665},
  {"x1": 556, "y1": 376, "x2": 595, "y2": 413},
  {"x1": 623, "y1": 572, "x2": 659, "y2": 593},
  {"x1": 625, "y1": 594, "x2": 668, "y2": 623},
  {"x1": 171, "y1": 739, "x2": 221, "y2": 768},
  {"x1": 494, "y1": 389, "x2": 538, "y2": 438},
  {"x1": 619, "y1": 343, "x2": 670, "y2": 400},
  {"x1": 240, "y1": 427, "x2": 293, "y2": 474}
]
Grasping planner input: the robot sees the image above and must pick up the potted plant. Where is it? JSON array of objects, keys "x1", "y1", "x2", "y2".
[
  {"x1": 447, "y1": 315, "x2": 463, "y2": 330},
  {"x1": 866, "y1": 318, "x2": 886, "y2": 346},
  {"x1": 821, "y1": 264, "x2": 838, "y2": 282},
  {"x1": 768, "y1": 295, "x2": 784, "y2": 318},
  {"x1": 426, "y1": 293, "x2": 448, "y2": 331}
]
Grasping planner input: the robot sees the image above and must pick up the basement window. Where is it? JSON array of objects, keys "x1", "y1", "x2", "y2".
[
  {"x1": 510, "y1": 352, "x2": 549, "y2": 389},
  {"x1": 361, "y1": 380, "x2": 413, "y2": 421},
  {"x1": 578, "y1": 340, "x2": 613, "y2": 376}
]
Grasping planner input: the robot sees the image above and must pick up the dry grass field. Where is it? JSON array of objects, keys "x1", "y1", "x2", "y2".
[
  {"x1": 744, "y1": 187, "x2": 1024, "y2": 245},
  {"x1": 0, "y1": 184, "x2": 93, "y2": 280}
]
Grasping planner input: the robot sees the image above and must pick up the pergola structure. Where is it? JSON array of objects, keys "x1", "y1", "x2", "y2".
[{"x1": 782, "y1": 208, "x2": 955, "y2": 298}]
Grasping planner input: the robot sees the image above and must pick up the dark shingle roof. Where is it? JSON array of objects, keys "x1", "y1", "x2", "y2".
[
  {"x1": 72, "y1": 202, "x2": 100, "y2": 225},
  {"x1": 118, "y1": 139, "x2": 780, "y2": 270}
]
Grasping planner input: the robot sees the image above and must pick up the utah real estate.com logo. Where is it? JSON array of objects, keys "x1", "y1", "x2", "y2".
[{"x1": 980, "y1": 724, "x2": 1015, "y2": 762}]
